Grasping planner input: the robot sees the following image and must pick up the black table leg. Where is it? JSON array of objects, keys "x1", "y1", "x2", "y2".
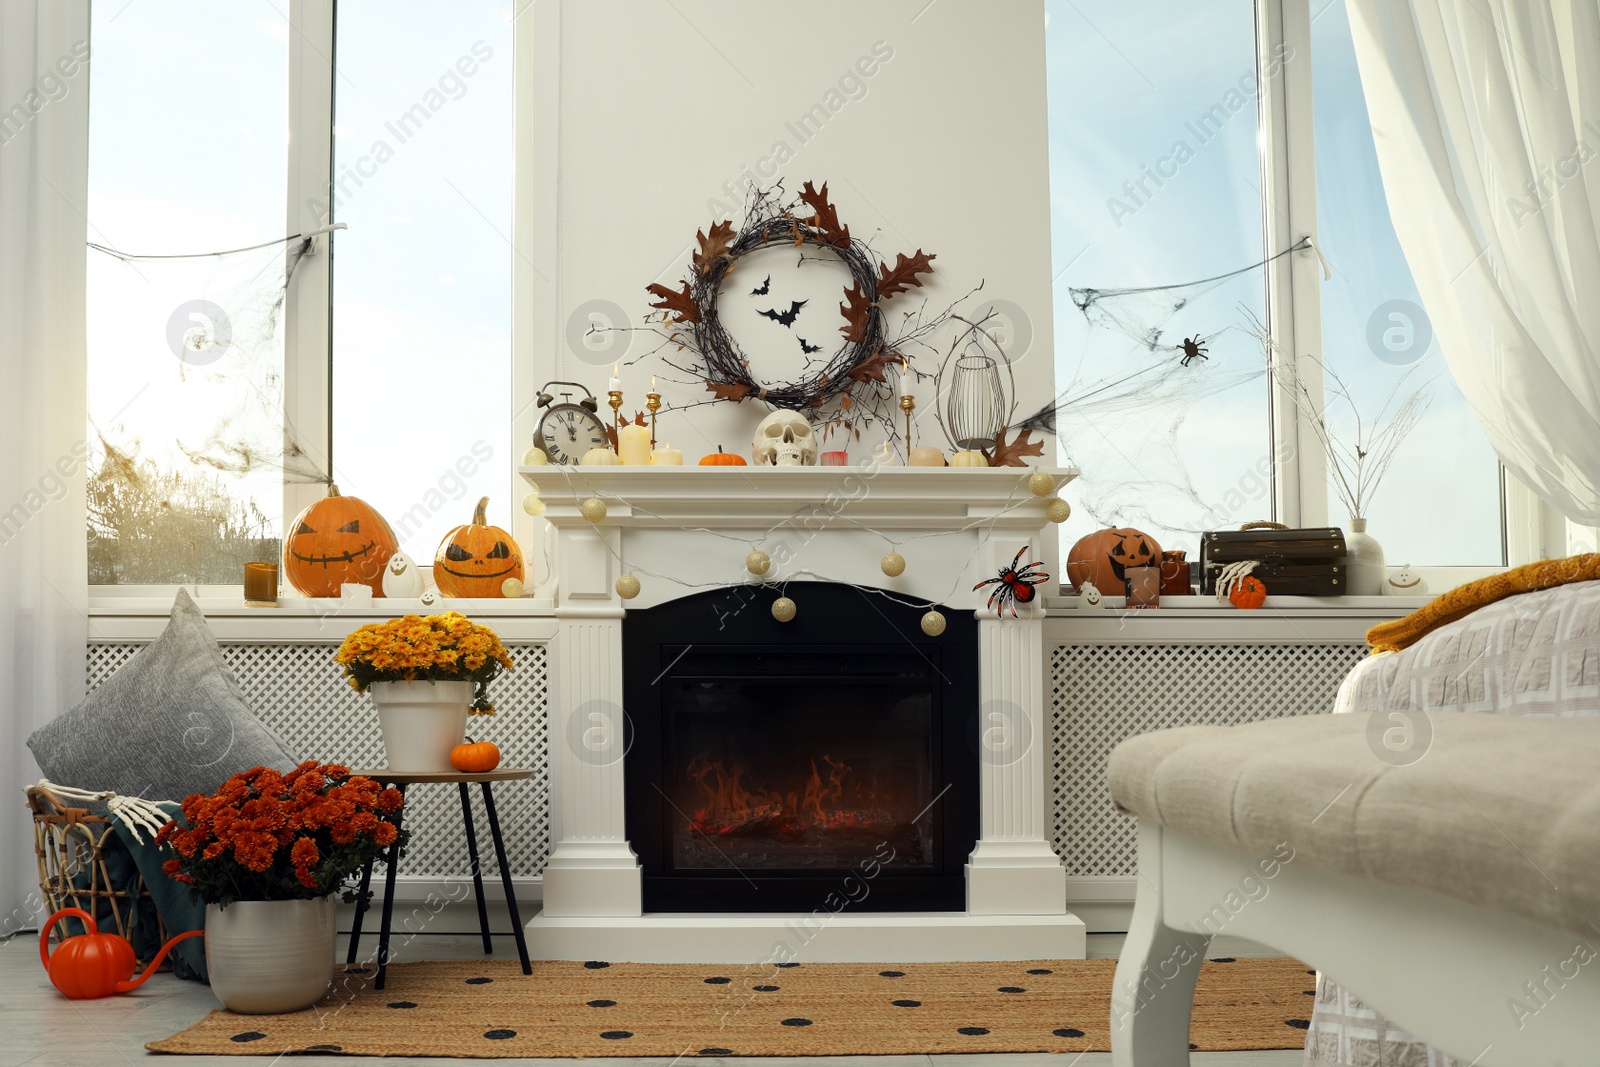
[
  {"x1": 459, "y1": 782, "x2": 493, "y2": 955},
  {"x1": 480, "y1": 782, "x2": 532, "y2": 975},
  {"x1": 375, "y1": 783, "x2": 407, "y2": 990},
  {"x1": 346, "y1": 857, "x2": 375, "y2": 965}
]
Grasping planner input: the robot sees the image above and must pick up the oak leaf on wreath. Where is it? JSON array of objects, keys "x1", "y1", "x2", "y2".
[
  {"x1": 799, "y1": 181, "x2": 850, "y2": 246},
  {"x1": 704, "y1": 381, "x2": 753, "y2": 402},
  {"x1": 647, "y1": 281, "x2": 699, "y2": 324},
  {"x1": 839, "y1": 281, "x2": 873, "y2": 342},
  {"x1": 692, "y1": 220, "x2": 737, "y2": 276},
  {"x1": 876, "y1": 250, "x2": 936, "y2": 298}
]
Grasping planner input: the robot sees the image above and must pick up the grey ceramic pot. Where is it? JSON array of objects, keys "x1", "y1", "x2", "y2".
[{"x1": 206, "y1": 897, "x2": 335, "y2": 1014}]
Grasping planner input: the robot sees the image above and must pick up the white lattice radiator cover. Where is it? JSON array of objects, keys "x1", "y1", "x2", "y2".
[
  {"x1": 86, "y1": 642, "x2": 552, "y2": 880},
  {"x1": 1049, "y1": 642, "x2": 1367, "y2": 879}
]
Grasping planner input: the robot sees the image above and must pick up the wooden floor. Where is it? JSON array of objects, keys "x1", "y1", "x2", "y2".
[{"x1": 0, "y1": 931, "x2": 1308, "y2": 1066}]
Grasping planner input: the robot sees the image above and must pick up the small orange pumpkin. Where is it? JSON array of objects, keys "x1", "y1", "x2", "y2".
[
  {"x1": 450, "y1": 739, "x2": 501, "y2": 773},
  {"x1": 434, "y1": 497, "x2": 524, "y2": 598},
  {"x1": 1229, "y1": 575, "x2": 1268, "y2": 609},
  {"x1": 1066, "y1": 527, "x2": 1163, "y2": 594},
  {"x1": 699, "y1": 447, "x2": 747, "y2": 466},
  {"x1": 283, "y1": 485, "x2": 399, "y2": 597}
]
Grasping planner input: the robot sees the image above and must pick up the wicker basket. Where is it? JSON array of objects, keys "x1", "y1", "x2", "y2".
[{"x1": 26, "y1": 784, "x2": 167, "y2": 962}]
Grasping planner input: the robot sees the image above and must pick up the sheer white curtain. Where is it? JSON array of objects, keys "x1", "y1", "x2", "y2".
[
  {"x1": 1348, "y1": 0, "x2": 1600, "y2": 525},
  {"x1": 0, "y1": 0, "x2": 91, "y2": 930}
]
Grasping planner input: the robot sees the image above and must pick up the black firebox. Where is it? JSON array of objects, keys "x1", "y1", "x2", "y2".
[{"x1": 622, "y1": 582, "x2": 978, "y2": 912}]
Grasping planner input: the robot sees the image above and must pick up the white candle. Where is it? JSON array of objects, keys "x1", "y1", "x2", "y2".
[
  {"x1": 618, "y1": 422, "x2": 653, "y2": 465},
  {"x1": 650, "y1": 443, "x2": 684, "y2": 466},
  {"x1": 609, "y1": 362, "x2": 621, "y2": 393}
]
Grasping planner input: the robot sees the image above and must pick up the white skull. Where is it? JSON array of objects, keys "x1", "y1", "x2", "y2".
[{"x1": 752, "y1": 409, "x2": 818, "y2": 466}]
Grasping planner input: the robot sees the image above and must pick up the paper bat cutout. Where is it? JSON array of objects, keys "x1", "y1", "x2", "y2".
[
  {"x1": 758, "y1": 299, "x2": 807, "y2": 327},
  {"x1": 798, "y1": 336, "x2": 822, "y2": 354},
  {"x1": 750, "y1": 274, "x2": 771, "y2": 296}
]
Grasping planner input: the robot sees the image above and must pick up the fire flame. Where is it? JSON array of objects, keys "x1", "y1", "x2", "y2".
[{"x1": 684, "y1": 752, "x2": 887, "y2": 837}]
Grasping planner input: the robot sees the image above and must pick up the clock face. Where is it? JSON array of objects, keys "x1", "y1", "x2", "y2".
[{"x1": 538, "y1": 405, "x2": 610, "y2": 464}]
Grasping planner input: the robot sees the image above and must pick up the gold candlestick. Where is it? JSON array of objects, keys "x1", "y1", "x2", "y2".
[
  {"x1": 608, "y1": 389, "x2": 623, "y2": 444},
  {"x1": 645, "y1": 391, "x2": 662, "y2": 448},
  {"x1": 899, "y1": 393, "x2": 916, "y2": 451}
]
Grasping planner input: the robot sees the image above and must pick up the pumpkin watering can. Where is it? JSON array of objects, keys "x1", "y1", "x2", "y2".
[{"x1": 39, "y1": 907, "x2": 204, "y2": 999}]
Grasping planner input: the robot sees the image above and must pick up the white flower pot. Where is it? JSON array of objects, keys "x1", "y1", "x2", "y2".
[
  {"x1": 1346, "y1": 517, "x2": 1387, "y2": 596},
  {"x1": 206, "y1": 897, "x2": 335, "y2": 1014},
  {"x1": 371, "y1": 679, "x2": 472, "y2": 772}
]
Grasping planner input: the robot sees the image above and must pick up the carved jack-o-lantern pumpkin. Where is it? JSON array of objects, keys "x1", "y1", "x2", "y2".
[
  {"x1": 282, "y1": 485, "x2": 399, "y2": 597},
  {"x1": 1066, "y1": 527, "x2": 1163, "y2": 594},
  {"x1": 433, "y1": 497, "x2": 525, "y2": 598}
]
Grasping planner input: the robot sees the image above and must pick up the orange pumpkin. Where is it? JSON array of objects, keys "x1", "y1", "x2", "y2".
[
  {"x1": 450, "y1": 739, "x2": 501, "y2": 773},
  {"x1": 283, "y1": 485, "x2": 399, "y2": 597},
  {"x1": 699, "y1": 447, "x2": 747, "y2": 466},
  {"x1": 1066, "y1": 527, "x2": 1163, "y2": 593},
  {"x1": 434, "y1": 497, "x2": 524, "y2": 598},
  {"x1": 1229, "y1": 575, "x2": 1268, "y2": 609}
]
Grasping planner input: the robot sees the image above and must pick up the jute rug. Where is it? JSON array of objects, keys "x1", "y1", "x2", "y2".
[{"x1": 148, "y1": 956, "x2": 1317, "y2": 1057}]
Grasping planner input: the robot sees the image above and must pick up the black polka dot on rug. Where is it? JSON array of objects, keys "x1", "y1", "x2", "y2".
[
  {"x1": 1027, "y1": 968, "x2": 1053, "y2": 975},
  {"x1": 892, "y1": 999, "x2": 922, "y2": 1008},
  {"x1": 387, "y1": 1001, "x2": 417, "y2": 1009},
  {"x1": 698, "y1": 1049, "x2": 734, "y2": 1056},
  {"x1": 587, "y1": 999, "x2": 617, "y2": 1008},
  {"x1": 753, "y1": 985, "x2": 780, "y2": 992},
  {"x1": 346, "y1": 966, "x2": 371, "y2": 975},
  {"x1": 879, "y1": 970, "x2": 905, "y2": 977},
  {"x1": 230, "y1": 1032, "x2": 267, "y2": 1043},
  {"x1": 957, "y1": 1026, "x2": 990, "y2": 1036},
  {"x1": 704, "y1": 976, "x2": 732, "y2": 984},
  {"x1": 1303, "y1": 989, "x2": 1317, "y2": 996},
  {"x1": 465, "y1": 977, "x2": 494, "y2": 985},
  {"x1": 306, "y1": 1045, "x2": 343, "y2": 1052},
  {"x1": 998, "y1": 986, "x2": 1026, "y2": 993},
  {"x1": 484, "y1": 1029, "x2": 517, "y2": 1040},
  {"x1": 775, "y1": 962, "x2": 800, "y2": 968},
  {"x1": 584, "y1": 960, "x2": 611, "y2": 969},
  {"x1": 1052, "y1": 1028, "x2": 1085, "y2": 1038},
  {"x1": 1209, "y1": 957, "x2": 1236, "y2": 963},
  {"x1": 1190, "y1": 1043, "x2": 1198, "y2": 1051},
  {"x1": 780, "y1": 1018, "x2": 813, "y2": 1027},
  {"x1": 1305, "y1": 968, "x2": 1316, "y2": 975},
  {"x1": 1286, "y1": 1019, "x2": 1311, "y2": 1030},
  {"x1": 600, "y1": 1030, "x2": 634, "y2": 1039}
]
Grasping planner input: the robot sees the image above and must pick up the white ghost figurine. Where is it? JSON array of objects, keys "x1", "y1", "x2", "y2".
[{"x1": 381, "y1": 551, "x2": 426, "y2": 598}]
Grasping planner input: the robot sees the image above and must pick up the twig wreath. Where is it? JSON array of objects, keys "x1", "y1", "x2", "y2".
[{"x1": 641, "y1": 181, "x2": 969, "y2": 442}]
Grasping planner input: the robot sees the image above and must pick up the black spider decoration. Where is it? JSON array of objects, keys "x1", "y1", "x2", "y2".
[
  {"x1": 974, "y1": 545, "x2": 1050, "y2": 617},
  {"x1": 1178, "y1": 336, "x2": 1208, "y2": 366}
]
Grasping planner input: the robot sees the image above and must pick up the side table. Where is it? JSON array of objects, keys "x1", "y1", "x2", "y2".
[{"x1": 347, "y1": 768, "x2": 534, "y2": 989}]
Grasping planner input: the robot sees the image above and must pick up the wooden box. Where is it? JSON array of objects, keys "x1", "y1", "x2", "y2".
[{"x1": 1200, "y1": 527, "x2": 1347, "y2": 596}]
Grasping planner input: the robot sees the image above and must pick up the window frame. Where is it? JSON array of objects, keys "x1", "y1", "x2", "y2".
[{"x1": 88, "y1": 0, "x2": 1558, "y2": 599}]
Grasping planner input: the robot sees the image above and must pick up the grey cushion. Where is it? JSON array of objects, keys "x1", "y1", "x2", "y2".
[
  {"x1": 1109, "y1": 713, "x2": 1600, "y2": 938},
  {"x1": 27, "y1": 590, "x2": 296, "y2": 801}
]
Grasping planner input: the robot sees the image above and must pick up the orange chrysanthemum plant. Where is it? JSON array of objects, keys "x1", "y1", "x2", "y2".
[
  {"x1": 335, "y1": 612, "x2": 513, "y2": 714},
  {"x1": 157, "y1": 763, "x2": 407, "y2": 909}
]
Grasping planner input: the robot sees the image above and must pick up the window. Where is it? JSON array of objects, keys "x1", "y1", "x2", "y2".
[
  {"x1": 85, "y1": 0, "x2": 514, "y2": 585},
  {"x1": 86, "y1": 2, "x2": 289, "y2": 584},
  {"x1": 1044, "y1": 0, "x2": 1526, "y2": 577}
]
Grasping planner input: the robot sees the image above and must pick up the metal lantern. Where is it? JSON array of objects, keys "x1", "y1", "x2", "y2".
[{"x1": 945, "y1": 344, "x2": 1007, "y2": 450}]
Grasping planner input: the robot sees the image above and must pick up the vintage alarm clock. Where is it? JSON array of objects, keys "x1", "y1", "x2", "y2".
[{"x1": 533, "y1": 381, "x2": 610, "y2": 465}]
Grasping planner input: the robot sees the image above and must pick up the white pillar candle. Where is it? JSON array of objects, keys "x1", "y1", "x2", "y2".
[
  {"x1": 909, "y1": 446, "x2": 945, "y2": 467},
  {"x1": 650, "y1": 444, "x2": 683, "y2": 465},
  {"x1": 618, "y1": 422, "x2": 653, "y2": 465}
]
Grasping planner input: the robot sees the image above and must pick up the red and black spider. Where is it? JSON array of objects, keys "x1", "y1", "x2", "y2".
[
  {"x1": 1178, "y1": 336, "x2": 1209, "y2": 366},
  {"x1": 974, "y1": 545, "x2": 1050, "y2": 617}
]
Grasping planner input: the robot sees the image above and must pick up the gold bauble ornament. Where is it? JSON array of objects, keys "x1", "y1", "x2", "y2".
[
  {"x1": 580, "y1": 497, "x2": 608, "y2": 523},
  {"x1": 521, "y1": 492, "x2": 545, "y2": 516},
  {"x1": 746, "y1": 550, "x2": 771, "y2": 576},
  {"x1": 1046, "y1": 497, "x2": 1072, "y2": 524},
  {"x1": 920, "y1": 609, "x2": 947, "y2": 636},
  {"x1": 771, "y1": 596, "x2": 797, "y2": 623},
  {"x1": 880, "y1": 551, "x2": 906, "y2": 578},
  {"x1": 501, "y1": 577, "x2": 524, "y2": 599},
  {"x1": 1028, "y1": 470, "x2": 1056, "y2": 497},
  {"x1": 615, "y1": 574, "x2": 641, "y2": 599}
]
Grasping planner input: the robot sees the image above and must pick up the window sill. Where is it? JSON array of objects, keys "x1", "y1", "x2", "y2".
[{"x1": 1043, "y1": 593, "x2": 1426, "y2": 619}]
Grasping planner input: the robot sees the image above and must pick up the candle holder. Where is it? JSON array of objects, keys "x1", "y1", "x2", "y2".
[
  {"x1": 607, "y1": 389, "x2": 624, "y2": 443},
  {"x1": 899, "y1": 393, "x2": 916, "y2": 451},
  {"x1": 645, "y1": 391, "x2": 662, "y2": 448},
  {"x1": 243, "y1": 561, "x2": 279, "y2": 608}
]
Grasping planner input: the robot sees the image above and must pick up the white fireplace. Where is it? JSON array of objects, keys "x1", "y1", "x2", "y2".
[{"x1": 518, "y1": 463, "x2": 1085, "y2": 962}]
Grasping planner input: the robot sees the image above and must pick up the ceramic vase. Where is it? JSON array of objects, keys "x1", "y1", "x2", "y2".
[
  {"x1": 1345, "y1": 517, "x2": 1387, "y2": 596},
  {"x1": 370, "y1": 679, "x2": 472, "y2": 772},
  {"x1": 206, "y1": 897, "x2": 335, "y2": 1014}
]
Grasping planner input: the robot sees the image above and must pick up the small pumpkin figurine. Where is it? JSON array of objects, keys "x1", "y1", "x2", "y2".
[
  {"x1": 283, "y1": 484, "x2": 400, "y2": 597},
  {"x1": 1229, "y1": 574, "x2": 1268, "y2": 609},
  {"x1": 699, "y1": 446, "x2": 747, "y2": 466},
  {"x1": 434, "y1": 497, "x2": 525, "y2": 598},
  {"x1": 450, "y1": 738, "x2": 501, "y2": 773},
  {"x1": 1066, "y1": 527, "x2": 1163, "y2": 594}
]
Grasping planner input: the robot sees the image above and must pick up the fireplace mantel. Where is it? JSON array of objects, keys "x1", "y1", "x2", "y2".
[{"x1": 518, "y1": 463, "x2": 1086, "y2": 962}]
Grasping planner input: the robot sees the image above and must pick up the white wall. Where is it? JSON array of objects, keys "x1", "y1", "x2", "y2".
[{"x1": 514, "y1": 0, "x2": 1055, "y2": 489}]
